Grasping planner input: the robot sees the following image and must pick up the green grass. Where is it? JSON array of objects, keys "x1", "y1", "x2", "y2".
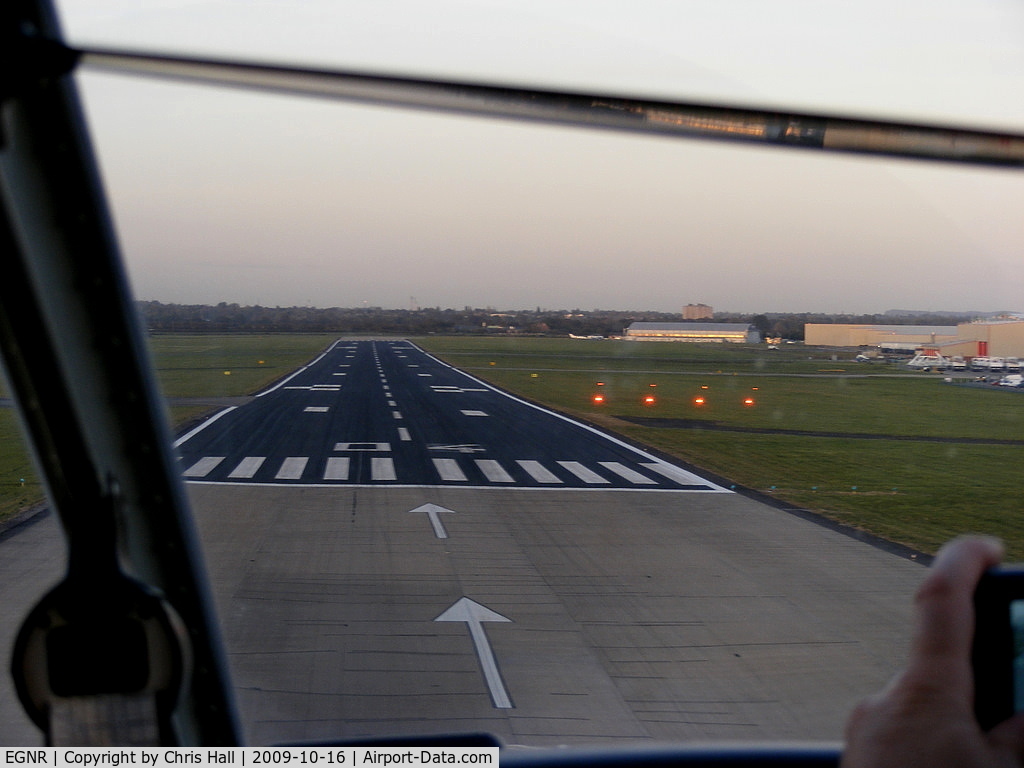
[
  {"x1": 0, "y1": 411, "x2": 41, "y2": 521},
  {"x1": 416, "y1": 336, "x2": 1024, "y2": 559},
  {"x1": 147, "y1": 333, "x2": 340, "y2": 398}
]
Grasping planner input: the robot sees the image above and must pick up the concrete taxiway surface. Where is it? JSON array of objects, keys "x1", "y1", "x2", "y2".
[{"x1": 191, "y1": 483, "x2": 923, "y2": 747}]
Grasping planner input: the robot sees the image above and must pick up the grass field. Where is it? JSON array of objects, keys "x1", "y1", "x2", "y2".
[{"x1": 3, "y1": 333, "x2": 1022, "y2": 559}]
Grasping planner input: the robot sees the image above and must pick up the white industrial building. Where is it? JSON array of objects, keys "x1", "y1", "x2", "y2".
[{"x1": 624, "y1": 322, "x2": 761, "y2": 343}]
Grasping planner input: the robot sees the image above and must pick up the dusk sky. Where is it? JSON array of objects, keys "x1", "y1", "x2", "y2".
[{"x1": 57, "y1": 0, "x2": 1024, "y2": 314}]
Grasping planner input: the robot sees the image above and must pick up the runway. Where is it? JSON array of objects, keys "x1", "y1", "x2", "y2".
[
  {"x1": 0, "y1": 339, "x2": 926, "y2": 746},
  {"x1": 174, "y1": 340, "x2": 723, "y2": 491}
]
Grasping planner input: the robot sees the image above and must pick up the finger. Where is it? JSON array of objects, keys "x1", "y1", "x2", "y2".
[{"x1": 908, "y1": 536, "x2": 1004, "y2": 678}]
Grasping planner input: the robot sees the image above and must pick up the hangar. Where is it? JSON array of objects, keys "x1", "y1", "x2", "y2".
[
  {"x1": 624, "y1": 322, "x2": 761, "y2": 343},
  {"x1": 805, "y1": 320, "x2": 1024, "y2": 357}
]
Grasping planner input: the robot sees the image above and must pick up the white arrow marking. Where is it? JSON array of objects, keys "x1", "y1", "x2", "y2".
[
  {"x1": 427, "y1": 443, "x2": 485, "y2": 453},
  {"x1": 435, "y1": 598, "x2": 513, "y2": 709},
  {"x1": 411, "y1": 503, "x2": 456, "y2": 538}
]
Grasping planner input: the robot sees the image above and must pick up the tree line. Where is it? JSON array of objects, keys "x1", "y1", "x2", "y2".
[{"x1": 137, "y1": 301, "x2": 977, "y2": 340}]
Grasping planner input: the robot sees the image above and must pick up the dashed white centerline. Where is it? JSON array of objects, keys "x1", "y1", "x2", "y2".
[
  {"x1": 461, "y1": 410, "x2": 488, "y2": 417},
  {"x1": 397, "y1": 427, "x2": 412, "y2": 441},
  {"x1": 392, "y1": 410, "x2": 403, "y2": 420}
]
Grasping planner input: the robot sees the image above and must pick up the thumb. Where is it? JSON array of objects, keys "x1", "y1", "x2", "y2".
[{"x1": 987, "y1": 712, "x2": 1024, "y2": 763}]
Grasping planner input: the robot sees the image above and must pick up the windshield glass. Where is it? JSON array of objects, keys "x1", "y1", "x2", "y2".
[{"x1": 0, "y1": 0, "x2": 1021, "y2": 748}]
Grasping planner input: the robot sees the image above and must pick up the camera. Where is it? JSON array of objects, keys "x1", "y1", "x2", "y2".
[{"x1": 973, "y1": 567, "x2": 1024, "y2": 729}]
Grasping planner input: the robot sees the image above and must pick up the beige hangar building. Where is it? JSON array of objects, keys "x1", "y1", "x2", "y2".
[
  {"x1": 805, "y1": 319, "x2": 1024, "y2": 358},
  {"x1": 624, "y1": 322, "x2": 762, "y2": 343}
]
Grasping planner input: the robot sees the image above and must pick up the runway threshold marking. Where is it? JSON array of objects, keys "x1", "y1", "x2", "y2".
[
  {"x1": 598, "y1": 461, "x2": 658, "y2": 484},
  {"x1": 184, "y1": 456, "x2": 224, "y2": 477},
  {"x1": 276, "y1": 457, "x2": 308, "y2": 480},
  {"x1": 324, "y1": 457, "x2": 350, "y2": 480},
  {"x1": 371, "y1": 457, "x2": 397, "y2": 481},
  {"x1": 557, "y1": 461, "x2": 610, "y2": 484},
  {"x1": 433, "y1": 458, "x2": 468, "y2": 482},
  {"x1": 228, "y1": 456, "x2": 266, "y2": 479},
  {"x1": 475, "y1": 460, "x2": 514, "y2": 483},
  {"x1": 517, "y1": 460, "x2": 562, "y2": 484}
]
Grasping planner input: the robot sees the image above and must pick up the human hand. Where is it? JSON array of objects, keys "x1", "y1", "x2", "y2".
[{"x1": 842, "y1": 536, "x2": 1024, "y2": 768}]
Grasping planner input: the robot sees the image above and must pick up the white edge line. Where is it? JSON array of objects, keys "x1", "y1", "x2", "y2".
[
  {"x1": 255, "y1": 339, "x2": 343, "y2": 397},
  {"x1": 173, "y1": 406, "x2": 238, "y2": 448},
  {"x1": 409, "y1": 342, "x2": 732, "y2": 493}
]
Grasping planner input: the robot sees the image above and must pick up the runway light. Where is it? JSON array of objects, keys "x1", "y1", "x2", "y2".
[
  {"x1": 693, "y1": 397, "x2": 706, "y2": 406},
  {"x1": 592, "y1": 393, "x2": 606, "y2": 404},
  {"x1": 700, "y1": 384, "x2": 710, "y2": 390},
  {"x1": 642, "y1": 395, "x2": 656, "y2": 406},
  {"x1": 742, "y1": 397, "x2": 755, "y2": 406}
]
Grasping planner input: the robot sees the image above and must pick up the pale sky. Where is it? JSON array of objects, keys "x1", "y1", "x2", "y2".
[{"x1": 56, "y1": 0, "x2": 1024, "y2": 314}]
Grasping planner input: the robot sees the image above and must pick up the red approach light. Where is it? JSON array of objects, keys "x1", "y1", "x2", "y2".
[
  {"x1": 693, "y1": 396, "x2": 706, "y2": 406},
  {"x1": 592, "y1": 393, "x2": 606, "y2": 404},
  {"x1": 642, "y1": 395, "x2": 657, "y2": 406},
  {"x1": 743, "y1": 397, "x2": 756, "y2": 406}
]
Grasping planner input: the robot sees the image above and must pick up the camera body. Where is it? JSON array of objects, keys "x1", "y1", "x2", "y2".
[{"x1": 973, "y1": 567, "x2": 1024, "y2": 730}]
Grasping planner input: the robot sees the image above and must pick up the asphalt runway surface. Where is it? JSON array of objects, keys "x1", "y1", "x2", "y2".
[{"x1": 0, "y1": 340, "x2": 927, "y2": 746}]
